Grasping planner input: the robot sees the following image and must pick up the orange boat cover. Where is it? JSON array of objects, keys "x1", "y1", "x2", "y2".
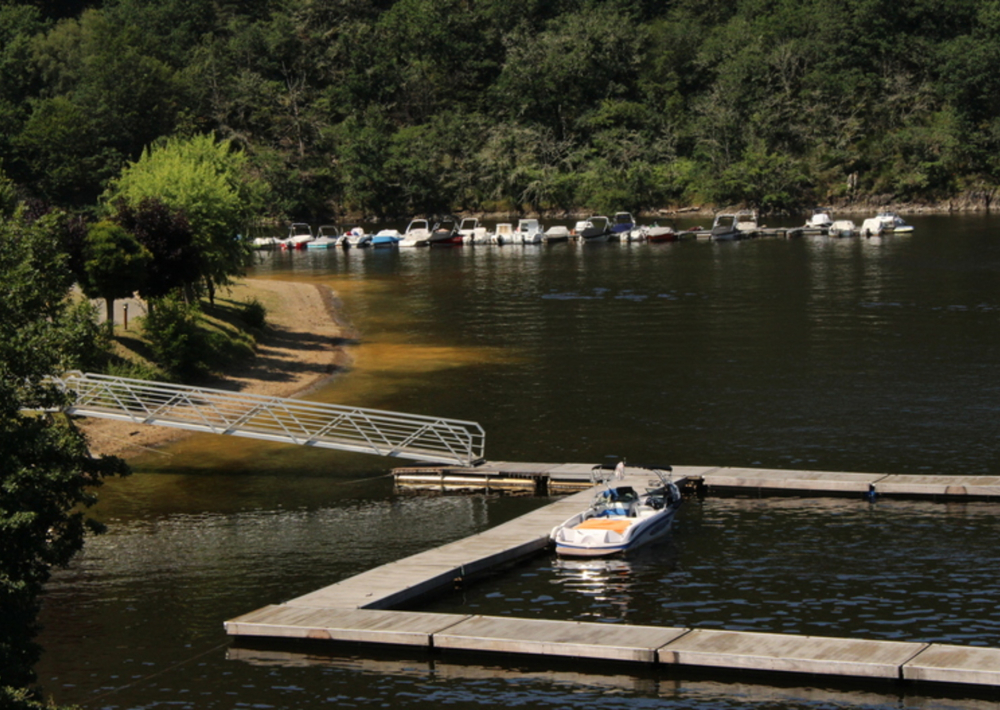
[{"x1": 575, "y1": 518, "x2": 633, "y2": 535}]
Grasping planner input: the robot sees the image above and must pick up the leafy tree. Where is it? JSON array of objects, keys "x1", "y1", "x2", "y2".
[
  {"x1": 81, "y1": 219, "x2": 151, "y2": 329},
  {"x1": 0, "y1": 207, "x2": 128, "y2": 708},
  {"x1": 103, "y1": 134, "x2": 267, "y2": 302},
  {"x1": 112, "y1": 198, "x2": 200, "y2": 303}
]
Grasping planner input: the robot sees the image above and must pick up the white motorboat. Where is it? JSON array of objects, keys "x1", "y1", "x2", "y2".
[
  {"x1": 550, "y1": 464, "x2": 683, "y2": 557},
  {"x1": 371, "y1": 229, "x2": 401, "y2": 247},
  {"x1": 860, "y1": 212, "x2": 915, "y2": 236},
  {"x1": 643, "y1": 224, "x2": 677, "y2": 242},
  {"x1": 578, "y1": 216, "x2": 612, "y2": 242},
  {"x1": 710, "y1": 213, "x2": 742, "y2": 240},
  {"x1": 281, "y1": 222, "x2": 314, "y2": 249},
  {"x1": 543, "y1": 225, "x2": 572, "y2": 243},
  {"x1": 494, "y1": 223, "x2": 514, "y2": 245},
  {"x1": 735, "y1": 210, "x2": 759, "y2": 234},
  {"x1": 828, "y1": 219, "x2": 856, "y2": 237},
  {"x1": 805, "y1": 207, "x2": 834, "y2": 230},
  {"x1": 307, "y1": 225, "x2": 341, "y2": 248},
  {"x1": 341, "y1": 226, "x2": 371, "y2": 248},
  {"x1": 516, "y1": 218, "x2": 543, "y2": 244},
  {"x1": 399, "y1": 219, "x2": 432, "y2": 247},
  {"x1": 610, "y1": 212, "x2": 636, "y2": 240},
  {"x1": 251, "y1": 235, "x2": 280, "y2": 249},
  {"x1": 459, "y1": 218, "x2": 490, "y2": 244}
]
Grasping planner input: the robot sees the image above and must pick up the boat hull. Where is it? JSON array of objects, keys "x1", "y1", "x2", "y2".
[{"x1": 553, "y1": 508, "x2": 678, "y2": 557}]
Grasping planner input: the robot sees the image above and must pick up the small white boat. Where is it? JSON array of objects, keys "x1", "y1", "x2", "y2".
[
  {"x1": 805, "y1": 207, "x2": 833, "y2": 230},
  {"x1": 399, "y1": 219, "x2": 432, "y2": 247},
  {"x1": 281, "y1": 223, "x2": 314, "y2": 249},
  {"x1": 494, "y1": 223, "x2": 514, "y2": 245},
  {"x1": 828, "y1": 219, "x2": 856, "y2": 237},
  {"x1": 710, "y1": 213, "x2": 742, "y2": 241},
  {"x1": 550, "y1": 464, "x2": 683, "y2": 558},
  {"x1": 307, "y1": 225, "x2": 341, "y2": 248},
  {"x1": 516, "y1": 218, "x2": 543, "y2": 244},
  {"x1": 578, "y1": 216, "x2": 612, "y2": 242},
  {"x1": 251, "y1": 235, "x2": 280, "y2": 249},
  {"x1": 341, "y1": 226, "x2": 371, "y2": 248},
  {"x1": 459, "y1": 218, "x2": 490, "y2": 244},
  {"x1": 371, "y1": 229, "x2": 401, "y2": 247},
  {"x1": 610, "y1": 212, "x2": 636, "y2": 240},
  {"x1": 643, "y1": 224, "x2": 677, "y2": 242},
  {"x1": 860, "y1": 212, "x2": 915, "y2": 236},
  {"x1": 735, "y1": 210, "x2": 759, "y2": 234},
  {"x1": 543, "y1": 225, "x2": 572, "y2": 243}
]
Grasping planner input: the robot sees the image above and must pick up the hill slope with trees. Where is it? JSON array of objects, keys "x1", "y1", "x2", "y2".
[{"x1": 2, "y1": 0, "x2": 999, "y2": 219}]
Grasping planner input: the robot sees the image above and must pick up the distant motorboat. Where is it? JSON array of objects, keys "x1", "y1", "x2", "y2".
[
  {"x1": 494, "y1": 223, "x2": 514, "y2": 245},
  {"x1": 516, "y1": 218, "x2": 543, "y2": 244},
  {"x1": 828, "y1": 219, "x2": 856, "y2": 238},
  {"x1": 251, "y1": 235, "x2": 280, "y2": 249},
  {"x1": 579, "y1": 216, "x2": 612, "y2": 242},
  {"x1": 341, "y1": 226, "x2": 371, "y2": 248},
  {"x1": 429, "y1": 217, "x2": 462, "y2": 246},
  {"x1": 371, "y1": 229, "x2": 401, "y2": 247},
  {"x1": 805, "y1": 207, "x2": 834, "y2": 230},
  {"x1": 399, "y1": 219, "x2": 432, "y2": 247},
  {"x1": 610, "y1": 212, "x2": 636, "y2": 240},
  {"x1": 281, "y1": 222, "x2": 314, "y2": 249},
  {"x1": 307, "y1": 225, "x2": 341, "y2": 248},
  {"x1": 860, "y1": 212, "x2": 914, "y2": 237},
  {"x1": 459, "y1": 218, "x2": 490, "y2": 244},
  {"x1": 734, "y1": 210, "x2": 759, "y2": 235},
  {"x1": 710, "y1": 213, "x2": 742, "y2": 241},
  {"x1": 543, "y1": 225, "x2": 572, "y2": 243},
  {"x1": 644, "y1": 224, "x2": 677, "y2": 242}
]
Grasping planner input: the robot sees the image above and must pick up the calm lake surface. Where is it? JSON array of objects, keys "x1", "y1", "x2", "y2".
[{"x1": 37, "y1": 215, "x2": 1000, "y2": 709}]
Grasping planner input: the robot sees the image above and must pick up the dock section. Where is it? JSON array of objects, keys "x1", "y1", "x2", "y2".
[
  {"x1": 393, "y1": 462, "x2": 1000, "y2": 499},
  {"x1": 227, "y1": 467, "x2": 1000, "y2": 691}
]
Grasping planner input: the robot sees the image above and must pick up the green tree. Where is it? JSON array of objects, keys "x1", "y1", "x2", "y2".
[
  {"x1": 81, "y1": 220, "x2": 151, "y2": 330},
  {"x1": 0, "y1": 207, "x2": 128, "y2": 708},
  {"x1": 103, "y1": 134, "x2": 267, "y2": 302}
]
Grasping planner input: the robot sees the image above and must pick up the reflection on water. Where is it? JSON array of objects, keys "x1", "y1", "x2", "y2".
[
  {"x1": 424, "y1": 497, "x2": 1000, "y2": 647},
  {"x1": 37, "y1": 216, "x2": 1000, "y2": 709}
]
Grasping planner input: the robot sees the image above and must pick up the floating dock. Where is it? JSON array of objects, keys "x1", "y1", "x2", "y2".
[
  {"x1": 227, "y1": 464, "x2": 1000, "y2": 691},
  {"x1": 392, "y1": 462, "x2": 1000, "y2": 499}
]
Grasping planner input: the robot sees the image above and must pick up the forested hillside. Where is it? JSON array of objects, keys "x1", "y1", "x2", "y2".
[{"x1": 2, "y1": 0, "x2": 999, "y2": 219}]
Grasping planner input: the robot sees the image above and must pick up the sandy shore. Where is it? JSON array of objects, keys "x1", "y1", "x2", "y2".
[{"x1": 78, "y1": 278, "x2": 352, "y2": 459}]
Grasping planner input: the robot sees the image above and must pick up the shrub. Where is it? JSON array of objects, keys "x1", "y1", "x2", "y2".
[
  {"x1": 142, "y1": 296, "x2": 203, "y2": 379},
  {"x1": 241, "y1": 297, "x2": 267, "y2": 331}
]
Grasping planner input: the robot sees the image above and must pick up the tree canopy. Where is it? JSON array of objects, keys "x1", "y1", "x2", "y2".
[
  {"x1": 102, "y1": 135, "x2": 265, "y2": 297},
  {"x1": 0, "y1": 207, "x2": 128, "y2": 709},
  {"x1": 2, "y1": 0, "x2": 1000, "y2": 218}
]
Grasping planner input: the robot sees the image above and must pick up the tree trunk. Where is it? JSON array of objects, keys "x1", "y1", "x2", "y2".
[{"x1": 105, "y1": 297, "x2": 115, "y2": 335}]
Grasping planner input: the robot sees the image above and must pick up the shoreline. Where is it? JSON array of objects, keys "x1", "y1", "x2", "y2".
[{"x1": 78, "y1": 278, "x2": 352, "y2": 460}]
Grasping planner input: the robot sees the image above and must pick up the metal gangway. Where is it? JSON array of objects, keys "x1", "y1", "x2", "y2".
[{"x1": 52, "y1": 372, "x2": 485, "y2": 466}]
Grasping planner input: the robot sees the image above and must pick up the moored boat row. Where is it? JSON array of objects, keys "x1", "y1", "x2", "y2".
[{"x1": 254, "y1": 209, "x2": 915, "y2": 249}]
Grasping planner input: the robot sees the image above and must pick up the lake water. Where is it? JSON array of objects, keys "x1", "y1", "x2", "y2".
[{"x1": 36, "y1": 215, "x2": 1000, "y2": 709}]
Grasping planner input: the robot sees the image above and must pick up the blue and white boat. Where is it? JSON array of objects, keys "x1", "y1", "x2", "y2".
[
  {"x1": 550, "y1": 464, "x2": 682, "y2": 557},
  {"x1": 371, "y1": 229, "x2": 401, "y2": 247},
  {"x1": 610, "y1": 212, "x2": 636, "y2": 240}
]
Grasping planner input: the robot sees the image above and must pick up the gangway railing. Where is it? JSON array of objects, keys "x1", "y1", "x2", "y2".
[{"x1": 51, "y1": 372, "x2": 485, "y2": 466}]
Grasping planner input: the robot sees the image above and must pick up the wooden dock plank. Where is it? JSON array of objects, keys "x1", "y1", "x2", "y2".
[
  {"x1": 876, "y1": 475, "x2": 1000, "y2": 498},
  {"x1": 434, "y1": 615, "x2": 688, "y2": 663},
  {"x1": 903, "y1": 643, "x2": 1000, "y2": 686},
  {"x1": 659, "y1": 629, "x2": 927, "y2": 678},
  {"x1": 701, "y1": 467, "x2": 884, "y2": 494},
  {"x1": 225, "y1": 606, "x2": 469, "y2": 646}
]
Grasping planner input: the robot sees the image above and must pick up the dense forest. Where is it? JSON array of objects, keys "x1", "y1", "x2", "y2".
[{"x1": 2, "y1": 0, "x2": 1000, "y2": 220}]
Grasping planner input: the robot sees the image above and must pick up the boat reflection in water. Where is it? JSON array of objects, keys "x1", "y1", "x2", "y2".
[{"x1": 550, "y1": 540, "x2": 680, "y2": 623}]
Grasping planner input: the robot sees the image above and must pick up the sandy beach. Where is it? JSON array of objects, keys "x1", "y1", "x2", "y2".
[{"x1": 78, "y1": 278, "x2": 352, "y2": 459}]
